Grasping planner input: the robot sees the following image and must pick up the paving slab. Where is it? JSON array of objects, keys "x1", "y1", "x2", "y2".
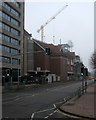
[{"x1": 60, "y1": 83, "x2": 96, "y2": 119}]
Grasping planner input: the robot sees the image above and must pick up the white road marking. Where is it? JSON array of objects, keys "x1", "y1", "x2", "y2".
[
  {"x1": 36, "y1": 107, "x2": 55, "y2": 114},
  {"x1": 49, "y1": 113, "x2": 53, "y2": 116},
  {"x1": 32, "y1": 94, "x2": 35, "y2": 96},
  {"x1": 54, "y1": 110, "x2": 57, "y2": 113},
  {"x1": 44, "y1": 116, "x2": 49, "y2": 119},
  {"x1": 3, "y1": 97, "x2": 22, "y2": 104},
  {"x1": 3, "y1": 96, "x2": 19, "y2": 101},
  {"x1": 53, "y1": 104, "x2": 56, "y2": 108},
  {"x1": 15, "y1": 98, "x2": 21, "y2": 101},
  {"x1": 44, "y1": 110, "x2": 57, "y2": 119},
  {"x1": 31, "y1": 113, "x2": 34, "y2": 120}
]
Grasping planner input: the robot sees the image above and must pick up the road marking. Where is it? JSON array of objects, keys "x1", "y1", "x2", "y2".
[
  {"x1": 31, "y1": 108, "x2": 56, "y2": 119},
  {"x1": 49, "y1": 113, "x2": 53, "y2": 116},
  {"x1": 3, "y1": 96, "x2": 22, "y2": 104},
  {"x1": 36, "y1": 107, "x2": 55, "y2": 114},
  {"x1": 54, "y1": 110, "x2": 57, "y2": 113},
  {"x1": 44, "y1": 110, "x2": 57, "y2": 119},
  {"x1": 44, "y1": 116, "x2": 49, "y2": 119},
  {"x1": 15, "y1": 98, "x2": 21, "y2": 101},
  {"x1": 31, "y1": 113, "x2": 34, "y2": 120},
  {"x1": 53, "y1": 104, "x2": 56, "y2": 108},
  {"x1": 57, "y1": 109, "x2": 82, "y2": 119},
  {"x1": 3, "y1": 96, "x2": 19, "y2": 101},
  {"x1": 32, "y1": 94, "x2": 35, "y2": 96}
]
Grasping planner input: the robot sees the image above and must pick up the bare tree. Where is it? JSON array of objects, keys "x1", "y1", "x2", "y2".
[{"x1": 90, "y1": 50, "x2": 96, "y2": 69}]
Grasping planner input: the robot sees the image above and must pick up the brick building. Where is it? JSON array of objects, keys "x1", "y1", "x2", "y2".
[{"x1": 32, "y1": 39, "x2": 75, "y2": 83}]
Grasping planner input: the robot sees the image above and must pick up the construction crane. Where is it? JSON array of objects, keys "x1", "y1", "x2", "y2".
[{"x1": 37, "y1": 4, "x2": 68, "y2": 42}]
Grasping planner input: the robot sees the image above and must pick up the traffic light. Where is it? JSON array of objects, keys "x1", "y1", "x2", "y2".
[
  {"x1": 85, "y1": 68, "x2": 88, "y2": 76},
  {"x1": 6, "y1": 69, "x2": 10, "y2": 76},
  {"x1": 6, "y1": 69, "x2": 12, "y2": 76},
  {"x1": 81, "y1": 67, "x2": 84, "y2": 76},
  {"x1": 45, "y1": 48, "x2": 50, "y2": 55}
]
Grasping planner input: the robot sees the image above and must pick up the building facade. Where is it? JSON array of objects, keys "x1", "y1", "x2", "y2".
[
  {"x1": 0, "y1": 1, "x2": 24, "y2": 84},
  {"x1": 24, "y1": 30, "x2": 34, "y2": 75},
  {"x1": 74, "y1": 55, "x2": 82, "y2": 80},
  {"x1": 32, "y1": 39, "x2": 75, "y2": 83}
]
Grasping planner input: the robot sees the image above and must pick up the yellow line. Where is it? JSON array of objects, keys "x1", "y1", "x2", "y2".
[{"x1": 57, "y1": 109, "x2": 86, "y2": 119}]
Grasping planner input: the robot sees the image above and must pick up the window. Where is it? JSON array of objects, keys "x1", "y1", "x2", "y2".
[
  {"x1": 1, "y1": 33, "x2": 20, "y2": 45},
  {"x1": 0, "y1": 10, "x2": 19, "y2": 26},
  {"x1": 71, "y1": 60, "x2": 73, "y2": 65},
  {"x1": 2, "y1": 34, "x2": 10, "y2": 42},
  {"x1": 2, "y1": 2, "x2": 19, "y2": 17},
  {"x1": 11, "y1": 18, "x2": 19, "y2": 26},
  {"x1": 1, "y1": 22, "x2": 19, "y2": 36},
  {"x1": 2, "y1": 23, "x2": 10, "y2": 32},
  {"x1": 11, "y1": 1, "x2": 20, "y2": 8},
  {"x1": 12, "y1": 58, "x2": 19, "y2": 64},
  {"x1": 11, "y1": 38, "x2": 19, "y2": 45},
  {"x1": 11, "y1": 48, "x2": 19, "y2": 54},
  {"x1": 2, "y1": 12, "x2": 10, "y2": 22},
  {"x1": 71, "y1": 67, "x2": 73, "y2": 71},
  {"x1": 11, "y1": 28, "x2": 19, "y2": 36},
  {"x1": 2, "y1": 56, "x2": 10, "y2": 63},
  {"x1": 2, "y1": 2, "x2": 10, "y2": 11},
  {"x1": 2, "y1": 45, "x2": 10, "y2": 53},
  {"x1": 67, "y1": 60, "x2": 70, "y2": 65},
  {"x1": 11, "y1": 8, "x2": 19, "y2": 17}
]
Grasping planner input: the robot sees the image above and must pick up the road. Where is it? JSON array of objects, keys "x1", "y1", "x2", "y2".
[{"x1": 2, "y1": 79, "x2": 94, "y2": 119}]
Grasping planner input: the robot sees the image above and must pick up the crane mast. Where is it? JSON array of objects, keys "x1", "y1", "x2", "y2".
[{"x1": 37, "y1": 4, "x2": 68, "y2": 42}]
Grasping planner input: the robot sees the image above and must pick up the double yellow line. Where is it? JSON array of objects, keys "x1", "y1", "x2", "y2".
[{"x1": 57, "y1": 109, "x2": 89, "y2": 120}]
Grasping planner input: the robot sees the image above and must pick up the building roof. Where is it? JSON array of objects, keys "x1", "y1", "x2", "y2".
[
  {"x1": 33, "y1": 39, "x2": 75, "y2": 59},
  {"x1": 24, "y1": 29, "x2": 32, "y2": 37}
]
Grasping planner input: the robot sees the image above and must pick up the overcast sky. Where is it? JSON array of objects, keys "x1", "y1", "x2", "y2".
[{"x1": 25, "y1": 1, "x2": 94, "y2": 72}]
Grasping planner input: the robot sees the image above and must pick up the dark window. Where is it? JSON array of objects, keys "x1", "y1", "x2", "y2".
[
  {"x1": 2, "y1": 34, "x2": 10, "y2": 42},
  {"x1": 11, "y1": 48, "x2": 19, "y2": 54},
  {"x1": 11, "y1": 28, "x2": 19, "y2": 36},
  {"x1": 2, "y1": 12, "x2": 10, "y2": 21},
  {"x1": 11, "y1": 38, "x2": 19, "y2": 45},
  {"x1": 11, "y1": 1, "x2": 20, "y2": 8},
  {"x1": 2, "y1": 2, "x2": 19, "y2": 17},
  {"x1": 12, "y1": 58, "x2": 19, "y2": 64},
  {"x1": 2, "y1": 2, "x2": 10, "y2": 11},
  {"x1": 11, "y1": 8, "x2": 19, "y2": 17},
  {"x1": 11, "y1": 18, "x2": 19, "y2": 26},
  {"x1": 2, "y1": 56, "x2": 10, "y2": 63},
  {"x1": 2, "y1": 23, "x2": 10, "y2": 32},
  {"x1": 2, "y1": 45, "x2": 10, "y2": 53}
]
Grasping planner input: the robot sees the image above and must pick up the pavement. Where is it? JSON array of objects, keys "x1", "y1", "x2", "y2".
[{"x1": 60, "y1": 82, "x2": 96, "y2": 119}]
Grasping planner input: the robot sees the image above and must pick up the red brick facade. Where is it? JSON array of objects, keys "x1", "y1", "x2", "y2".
[{"x1": 33, "y1": 39, "x2": 75, "y2": 82}]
